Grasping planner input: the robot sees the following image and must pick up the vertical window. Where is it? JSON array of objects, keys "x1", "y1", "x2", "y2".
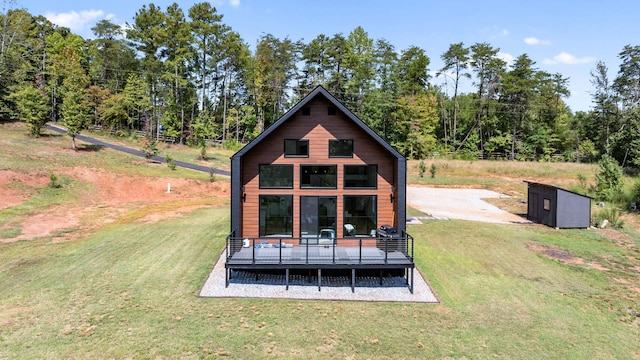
[
  {"x1": 329, "y1": 139, "x2": 353, "y2": 157},
  {"x1": 300, "y1": 196, "x2": 336, "y2": 243},
  {"x1": 301, "y1": 165, "x2": 337, "y2": 188},
  {"x1": 343, "y1": 195, "x2": 377, "y2": 237},
  {"x1": 259, "y1": 164, "x2": 293, "y2": 188},
  {"x1": 284, "y1": 139, "x2": 309, "y2": 157},
  {"x1": 543, "y1": 198, "x2": 551, "y2": 211},
  {"x1": 344, "y1": 165, "x2": 377, "y2": 188},
  {"x1": 259, "y1": 195, "x2": 293, "y2": 237}
]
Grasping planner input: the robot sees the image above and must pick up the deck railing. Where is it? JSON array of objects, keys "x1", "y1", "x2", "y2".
[{"x1": 225, "y1": 231, "x2": 414, "y2": 266}]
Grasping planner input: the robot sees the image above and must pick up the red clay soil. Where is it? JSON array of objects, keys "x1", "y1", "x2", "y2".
[{"x1": 0, "y1": 167, "x2": 229, "y2": 243}]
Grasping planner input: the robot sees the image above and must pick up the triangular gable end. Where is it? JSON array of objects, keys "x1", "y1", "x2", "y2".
[{"x1": 232, "y1": 85, "x2": 403, "y2": 160}]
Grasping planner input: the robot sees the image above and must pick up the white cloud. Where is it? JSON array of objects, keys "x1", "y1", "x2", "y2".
[
  {"x1": 524, "y1": 37, "x2": 551, "y2": 45},
  {"x1": 543, "y1": 52, "x2": 597, "y2": 65},
  {"x1": 498, "y1": 51, "x2": 515, "y2": 66},
  {"x1": 45, "y1": 9, "x2": 108, "y2": 32},
  {"x1": 230, "y1": 0, "x2": 241, "y2": 8},
  {"x1": 502, "y1": 29, "x2": 509, "y2": 36}
]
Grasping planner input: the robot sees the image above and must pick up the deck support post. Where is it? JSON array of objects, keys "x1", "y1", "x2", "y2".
[
  {"x1": 317, "y1": 269, "x2": 322, "y2": 291},
  {"x1": 410, "y1": 267, "x2": 414, "y2": 294},
  {"x1": 225, "y1": 268, "x2": 229, "y2": 288},
  {"x1": 351, "y1": 268, "x2": 355, "y2": 293},
  {"x1": 379, "y1": 269, "x2": 383, "y2": 286},
  {"x1": 285, "y1": 268, "x2": 289, "y2": 290}
]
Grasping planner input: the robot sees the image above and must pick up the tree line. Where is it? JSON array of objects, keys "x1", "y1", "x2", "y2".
[{"x1": 1, "y1": 2, "x2": 640, "y2": 167}]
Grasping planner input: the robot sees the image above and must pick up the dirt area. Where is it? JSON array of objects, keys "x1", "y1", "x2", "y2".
[
  {"x1": 527, "y1": 243, "x2": 609, "y2": 270},
  {"x1": 0, "y1": 167, "x2": 229, "y2": 242},
  {"x1": 407, "y1": 186, "x2": 530, "y2": 224}
]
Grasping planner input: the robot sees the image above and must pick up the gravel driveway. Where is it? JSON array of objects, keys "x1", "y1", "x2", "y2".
[{"x1": 407, "y1": 186, "x2": 529, "y2": 224}]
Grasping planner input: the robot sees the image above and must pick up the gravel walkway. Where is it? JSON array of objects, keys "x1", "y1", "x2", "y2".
[
  {"x1": 199, "y1": 250, "x2": 438, "y2": 303},
  {"x1": 407, "y1": 186, "x2": 530, "y2": 224}
]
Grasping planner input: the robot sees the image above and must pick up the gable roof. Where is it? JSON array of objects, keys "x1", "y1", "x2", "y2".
[
  {"x1": 524, "y1": 180, "x2": 593, "y2": 199},
  {"x1": 232, "y1": 86, "x2": 403, "y2": 160}
]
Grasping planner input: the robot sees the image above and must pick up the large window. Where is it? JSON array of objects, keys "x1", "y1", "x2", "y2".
[
  {"x1": 259, "y1": 195, "x2": 292, "y2": 237},
  {"x1": 344, "y1": 165, "x2": 377, "y2": 188},
  {"x1": 259, "y1": 164, "x2": 293, "y2": 188},
  {"x1": 300, "y1": 196, "x2": 336, "y2": 243},
  {"x1": 343, "y1": 195, "x2": 377, "y2": 237},
  {"x1": 301, "y1": 165, "x2": 337, "y2": 188},
  {"x1": 329, "y1": 139, "x2": 353, "y2": 157},
  {"x1": 284, "y1": 139, "x2": 309, "y2": 157}
]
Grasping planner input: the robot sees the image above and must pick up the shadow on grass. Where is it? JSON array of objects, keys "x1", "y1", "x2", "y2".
[
  {"x1": 77, "y1": 144, "x2": 104, "y2": 152},
  {"x1": 39, "y1": 132, "x2": 64, "y2": 138}
]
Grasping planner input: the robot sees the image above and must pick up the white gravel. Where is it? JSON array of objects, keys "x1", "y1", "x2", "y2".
[
  {"x1": 199, "y1": 250, "x2": 438, "y2": 303},
  {"x1": 407, "y1": 186, "x2": 530, "y2": 224}
]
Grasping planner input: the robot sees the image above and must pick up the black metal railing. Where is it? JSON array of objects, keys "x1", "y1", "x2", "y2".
[{"x1": 225, "y1": 233, "x2": 414, "y2": 266}]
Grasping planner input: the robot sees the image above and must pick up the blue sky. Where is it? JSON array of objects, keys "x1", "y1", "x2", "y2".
[{"x1": 11, "y1": 0, "x2": 640, "y2": 112}]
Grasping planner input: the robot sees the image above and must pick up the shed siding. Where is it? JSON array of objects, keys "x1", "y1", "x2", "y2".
[{"x1": 556, "y1": 190, "x2": 591, "y2": 228}]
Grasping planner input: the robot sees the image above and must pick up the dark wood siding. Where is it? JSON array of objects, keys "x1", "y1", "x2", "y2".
[{"x1": 240, "y1": 96, "x2": 397, "y2": 238}]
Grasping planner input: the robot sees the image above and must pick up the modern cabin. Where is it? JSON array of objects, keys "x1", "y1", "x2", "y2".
[
  {"x1": 225, "y1": 86, "x2": 414, "y2": 292},
  {"x1": 525, "y1": 181, "x2": 592, "y2": 229}
]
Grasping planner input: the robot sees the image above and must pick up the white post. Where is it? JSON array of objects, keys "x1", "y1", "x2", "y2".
[{"x1": 167, "y1": 183, "x2": 171, "y2": 193}]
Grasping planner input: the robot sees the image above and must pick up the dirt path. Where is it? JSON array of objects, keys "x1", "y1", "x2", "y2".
[{"x1": 407, "y1": 186, "x2": 530, "y2": 224}]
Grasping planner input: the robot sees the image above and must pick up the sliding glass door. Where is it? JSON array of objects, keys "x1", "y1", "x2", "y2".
[{"x1": 300, "y1": 196, "x2": 336, "y2": 244}]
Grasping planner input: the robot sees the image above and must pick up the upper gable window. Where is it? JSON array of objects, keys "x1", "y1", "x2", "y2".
[
  {"x1": 284, "y1": 139, "x2": 309, "y2": 157},
  {"x1": 301, "y1": 165, "x2": 337, "y2": 188},
  {"x1": 302, "y1": 107, "x2": 311, "y2": 116},
  {"x1": 327, "y1": 106, "x2": 336, "y2": 115},
  {"x1": 344, "y1": 165, "x2": 377, "y2": 188},
  {"x1": 259, "y1": 164, "x2": 294, "y2": 188},
  {"x1": 329, "y1": 139, "x2": 353, "y2": 158}
]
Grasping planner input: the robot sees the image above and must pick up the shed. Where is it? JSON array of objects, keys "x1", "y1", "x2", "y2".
[{"x1": 524, "y1": 181, "x2": 592, "y2": 229}]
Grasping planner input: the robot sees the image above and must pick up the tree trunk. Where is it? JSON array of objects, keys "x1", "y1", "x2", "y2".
[
  {"x1": 510, "y1": 110, "x2": 517, "y2": 160},
  {"x1": 222, "y1": 64, "x2": 228, "y2": 143}
]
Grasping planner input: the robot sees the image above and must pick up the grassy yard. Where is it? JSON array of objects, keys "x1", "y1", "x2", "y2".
[
  {"x1": 1, "y1": 121, "x2": 639, "y2": 358},
  {"x1": 408, "y1": 158, "x2": 600, "y2": 196},
  {"x1": 1, "y1": 122, "x2": 222, "y2": 181},
  {"x1": 1, "y1": 208, "x2": 639, "y2": 358}
]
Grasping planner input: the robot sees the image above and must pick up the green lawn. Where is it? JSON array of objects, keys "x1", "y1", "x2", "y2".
[
  {"x1": 1, "y1": 207, "x2": 638, "y2": 359},
  {"x1": 1, "y1": 122, "x2": 639, "y2": 358}
]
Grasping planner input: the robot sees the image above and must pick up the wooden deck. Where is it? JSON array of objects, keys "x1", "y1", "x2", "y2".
[
  {"x1": 226, "y1": 246, "x2": 413, "y2": 266},
  {"x1": 225, "y1": 235, "x2": 415, "y2": 293}
]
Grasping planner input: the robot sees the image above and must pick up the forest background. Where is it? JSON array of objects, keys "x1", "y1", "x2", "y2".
[{"x1": 2, "y1": 1, "x2": 640, "y2": 167}]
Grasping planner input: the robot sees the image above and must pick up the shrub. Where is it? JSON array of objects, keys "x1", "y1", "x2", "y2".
[
  {"x1": 141, "y1": 139, "x2": 159, "y2": 159},
  {"x1": 209, "y1": 166, "x2": 216, "y2": 182},
  {"x1": 418, "y1": 160, "x2": 426, "y2": 178},
  {"x1": 48, "y1": 173, "x2": 61, "y2": 188},
  {"x1": 223, "y1": 138, "x2": 244, "y2": 151},
  {"x1": 429, "y1": 163, "x2": 437, "y2": 178},
  {"x1": 165, "y1": 154, "x2": 176, "y2": 170},
  {"x1": 595, "y1": 155, "x2": 622, "y2": 201},
  {"x1": 592, "y1": 206, "x2": 624, "y2": 228}
]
